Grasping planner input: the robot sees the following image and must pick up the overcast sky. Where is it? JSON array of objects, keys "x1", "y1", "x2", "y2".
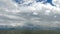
[{"x1": 0, "y1": 0, "x2": 60, "y2": 28}]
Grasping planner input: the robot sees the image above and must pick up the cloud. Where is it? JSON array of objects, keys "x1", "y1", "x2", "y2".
[
  {"x1": 52, "y1": 0, "x2": 60, "y2": 8},
  {"x1": 0, "y1": 0, "x2": 60, "y2": 29}
]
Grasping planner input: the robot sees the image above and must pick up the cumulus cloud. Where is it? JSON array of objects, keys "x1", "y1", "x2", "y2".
[{"x1": 0, "y1": 0, "x2": 60, "y2": 29}]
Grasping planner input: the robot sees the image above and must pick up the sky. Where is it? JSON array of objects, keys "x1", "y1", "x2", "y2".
[{"x1": 0, "y1": 0, "x2": 60, "y2": 29}]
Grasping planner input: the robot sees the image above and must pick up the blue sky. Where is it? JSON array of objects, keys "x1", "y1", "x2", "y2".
[
  {"x1": 14, "y1": 0, "x2": 24, "y2": 4},
  {"x1": 15, "y1": 0, "x2": 54, "y2": 6}
]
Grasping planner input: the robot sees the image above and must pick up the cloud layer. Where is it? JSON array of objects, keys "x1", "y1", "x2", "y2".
[{"x1": 0, "y1": 0, "x2": 60, "y2": 28}]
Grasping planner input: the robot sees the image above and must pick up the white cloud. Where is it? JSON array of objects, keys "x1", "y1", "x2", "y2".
[
  {"x1": 0, "y1": 0, "x2": 60, "y2": 28},
  {"x1": 52, "y1": 0, "x2": 60, "y2": 8}
]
